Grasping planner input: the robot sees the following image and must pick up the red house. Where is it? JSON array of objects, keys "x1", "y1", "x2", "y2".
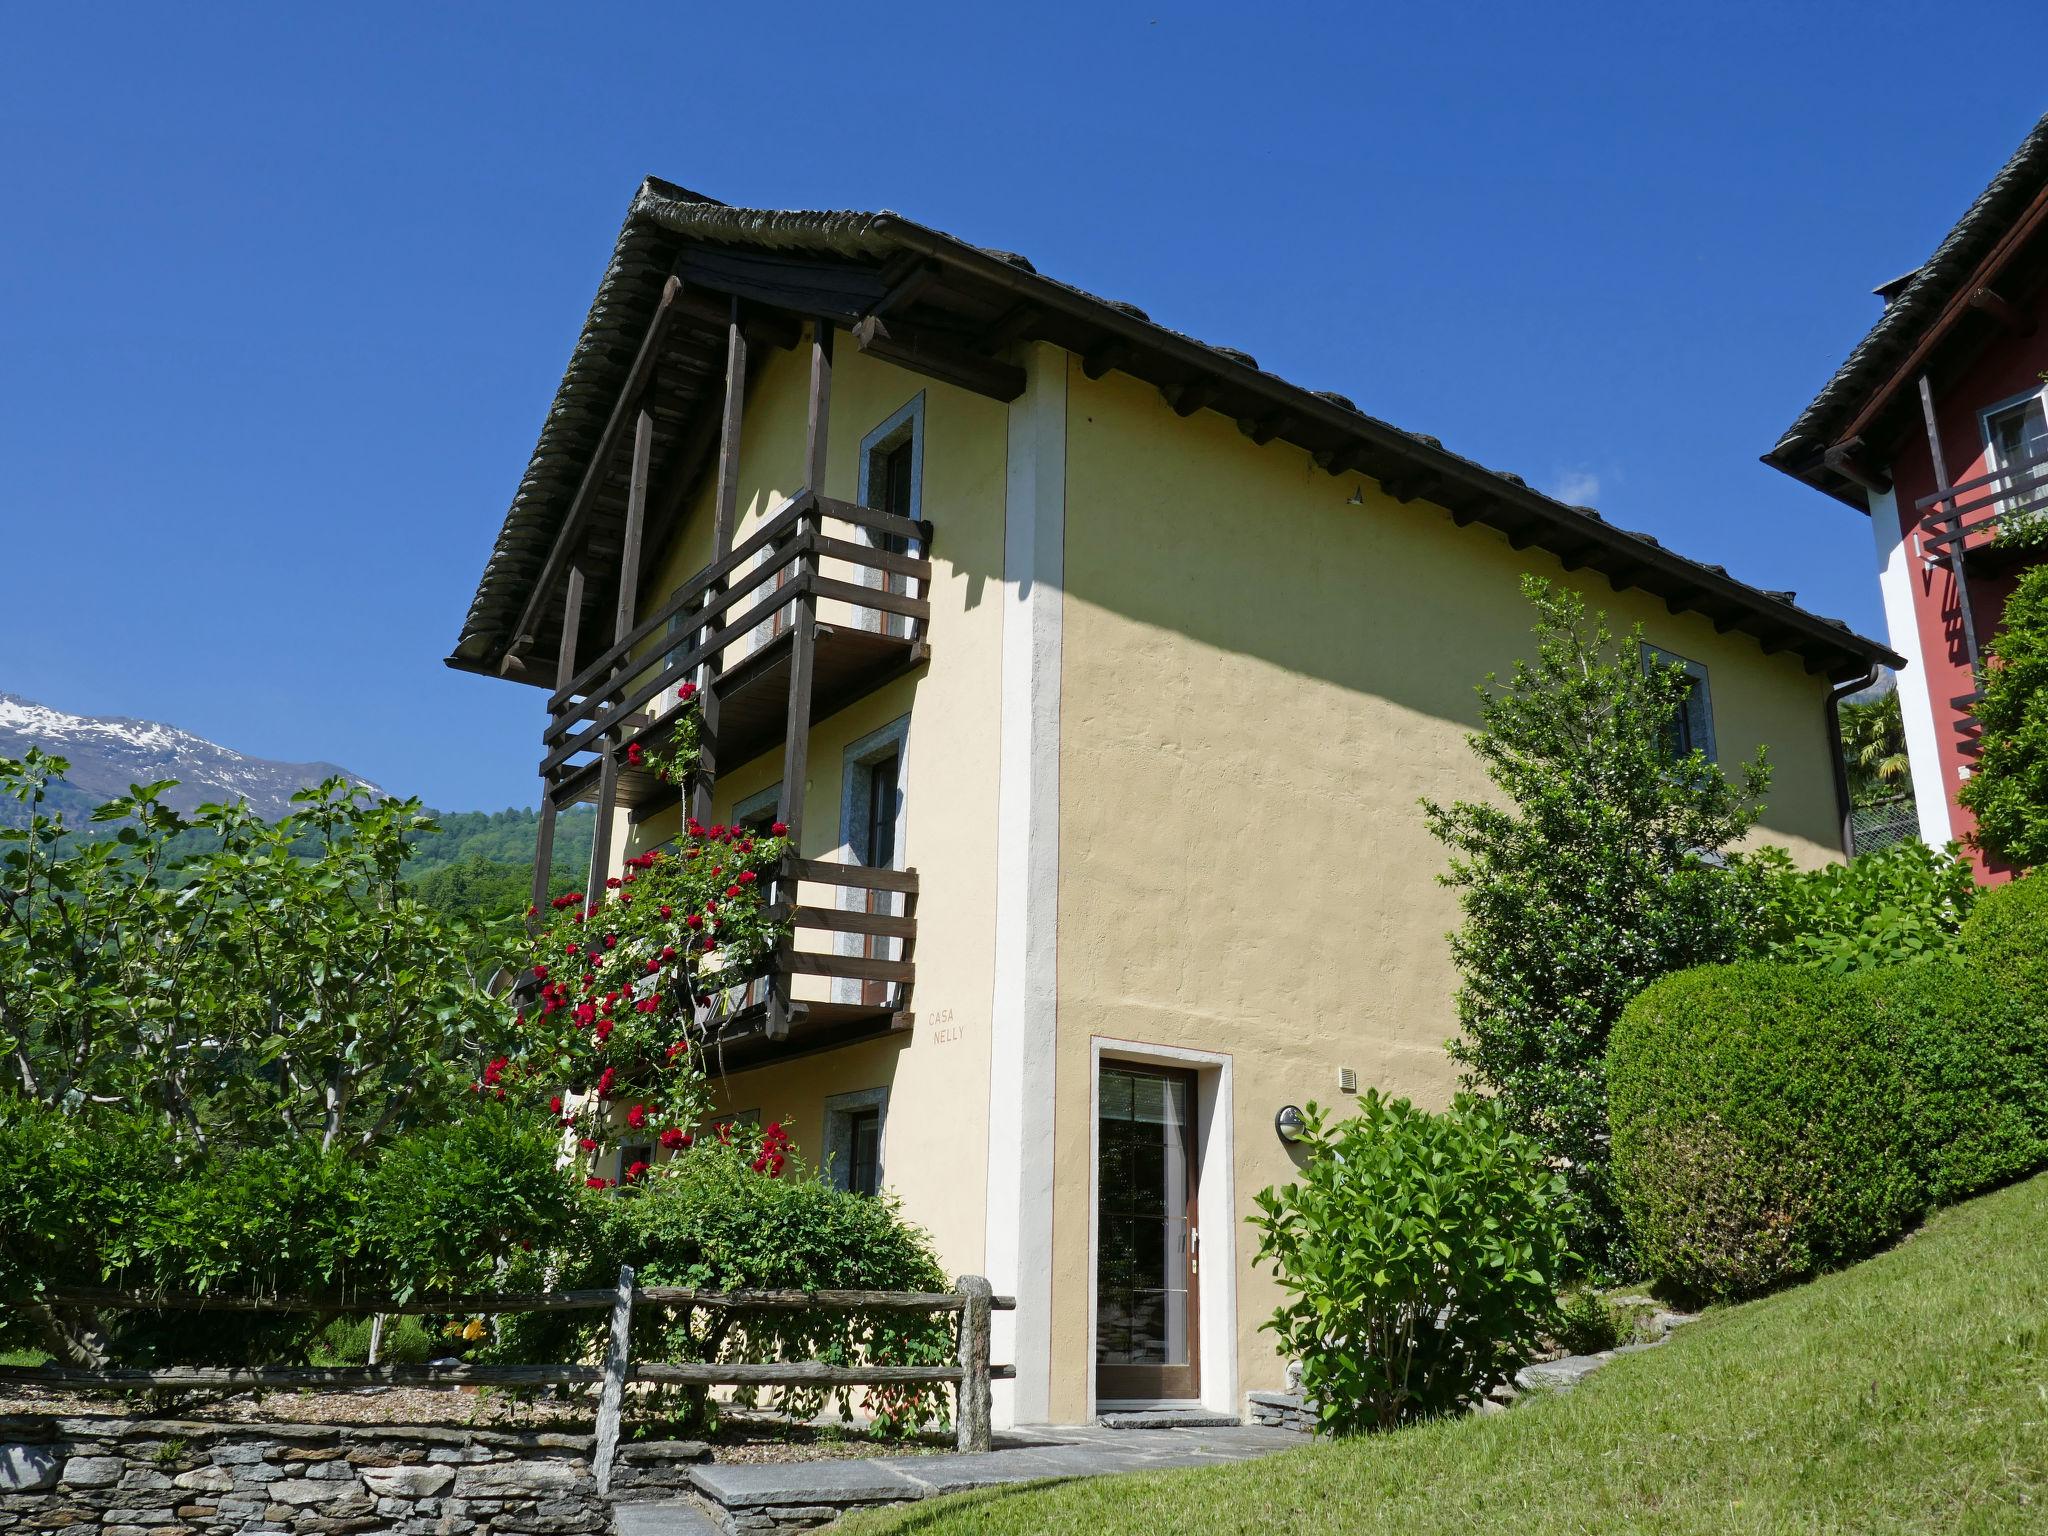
[{"x1": 1767, "y1": 111, "x2": 2048, "y2": 882}]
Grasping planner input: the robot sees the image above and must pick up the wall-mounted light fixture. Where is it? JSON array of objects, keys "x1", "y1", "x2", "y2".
[{"x1": 1274, "y1": 1104, "x2": 1307, "y2": 1143}]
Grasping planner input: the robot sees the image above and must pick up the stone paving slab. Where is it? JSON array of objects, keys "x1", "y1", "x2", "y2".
[
  {"x1": 690, "y1": 1458, "x2": 927, "y2": 1507},
  {"x1": 684, "y1": 1422, "x2": 1299, "y2": 1506}
]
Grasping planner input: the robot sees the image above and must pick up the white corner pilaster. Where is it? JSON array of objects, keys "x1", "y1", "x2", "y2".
[
  {"x1": 985, "y1": 343, "x2": 1066, "y2": 1425},
  {"x1": 1868, "y1": 485, "x2": 1953, "y2": 847}
]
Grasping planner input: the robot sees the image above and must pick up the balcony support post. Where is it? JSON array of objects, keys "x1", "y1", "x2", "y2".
[
  {"x1": 768, "y1": 320, "x2": 832, "y2": 1041},
  {"x1": 532, "y1": 561, "x2": 588, "y2": 924},
  {"x1": 503, "y1": 275, "x2": 681, "y2": 666},
  {"x1": 589, "y1": 404, "x2": 655, "y2": 900},
  {"x1": 692, "y1": 301, "x2": 749, "y2": 826},
  {"x1": 1918, "y1": 372, "x2": 1983, "y2": 677}
]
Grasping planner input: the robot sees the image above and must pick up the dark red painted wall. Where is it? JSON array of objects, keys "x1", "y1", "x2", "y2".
[{"x1": 1884, "y1": 287, "x2": 2048, "y2": 882}]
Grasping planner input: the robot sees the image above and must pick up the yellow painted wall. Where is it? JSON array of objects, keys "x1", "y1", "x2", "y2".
[
  {"x1": 1048, "y1": 361, "x2": 1845, "y2": 1419},
  {"x1": 617, "y1": 334, "x2": 1010, "y2": 1282}
]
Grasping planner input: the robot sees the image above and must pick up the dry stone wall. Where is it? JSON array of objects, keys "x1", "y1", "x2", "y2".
[{"x1": 0, "y1": 1416, "x2": 704, "y2": 1536}]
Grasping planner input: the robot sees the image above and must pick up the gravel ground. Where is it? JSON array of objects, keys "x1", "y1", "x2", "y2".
[{"x1": 0, "y1": 1383, "x2": 948, "y2": 1463}]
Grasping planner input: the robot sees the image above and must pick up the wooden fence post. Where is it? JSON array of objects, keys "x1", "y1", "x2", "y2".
[
  {"x1": 592, "y1": 1265, "x2": 635, "y2": 1495},
  {"x1": 954, "y1": 1274, "x2": 993, "y2": 1453}
]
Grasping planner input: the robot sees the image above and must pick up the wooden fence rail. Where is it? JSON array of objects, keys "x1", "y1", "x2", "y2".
[{"x1": 9, "y1": 1271, "x2": 1016, "y2": 1486}]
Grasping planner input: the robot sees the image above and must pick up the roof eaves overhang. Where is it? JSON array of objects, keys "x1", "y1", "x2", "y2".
[
  {"x1": 452, "y1": 182, "x2": 1902, "y2": 685},
  {"x1": 1765, "y1": 110, "x2": 2048, "y2": 510}
]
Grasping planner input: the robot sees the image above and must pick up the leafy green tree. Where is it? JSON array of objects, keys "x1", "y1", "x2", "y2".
[
  {"x1": 1959, "y1": 564, "x2": 2048, "y2": 871},
  {"x1": 1840, "y1": 688, "x2": 1910, "y2": 808},
  {"x1": 409, "y1": 854, "x2": 539, "y2": 923},
  {"x1": 0, "y1": 749, "x2": 507, "y2": 1152},
  {"x1": 1421, "y1": 577, "x2": 1771, "y2": 1260}
]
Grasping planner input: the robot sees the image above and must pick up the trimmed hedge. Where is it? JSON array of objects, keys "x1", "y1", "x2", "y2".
[
  {"x1": 1608, "y1": 964, "x2": 1919, "y2": 1301},
  {"x1": 1960, "y1": 870, "x2": 2048, "y2": 998},
  {"x1": 1611, "y1": 874, "x2": 2048, "y2": 1300},
  {"x1": 1858, "y1": 960, "x2": 2048, "y2": 1205}
]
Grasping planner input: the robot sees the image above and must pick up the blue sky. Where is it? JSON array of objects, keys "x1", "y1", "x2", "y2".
[{"x1": 4, "y1": 3, "x2": 2044, "y2": 810}]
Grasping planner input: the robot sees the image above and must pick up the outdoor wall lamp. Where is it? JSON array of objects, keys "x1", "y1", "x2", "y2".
[{"x1": 1274, "y1": 1104, "x2": 1307, "y2": 1143}]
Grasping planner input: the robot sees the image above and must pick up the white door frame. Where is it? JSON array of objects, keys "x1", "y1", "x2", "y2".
[{"x1": 1086, "y1": 1037, "x2": 1238, "y2": 1419}]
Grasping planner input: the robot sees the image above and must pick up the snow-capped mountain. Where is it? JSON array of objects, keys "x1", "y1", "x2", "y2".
[{"x1": 0, "y1": 692, "x2": 386, "y2": 821}]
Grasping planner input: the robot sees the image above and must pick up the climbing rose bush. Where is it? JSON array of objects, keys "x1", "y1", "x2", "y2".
[{"x1": 492, "y1": 792, "x2": 792, "y2": 1173}]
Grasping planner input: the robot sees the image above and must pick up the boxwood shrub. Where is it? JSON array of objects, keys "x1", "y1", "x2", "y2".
[
  {"x1": 1959, "y1": 869, "x2": 2048, "y2": 996},
  {"x1": 1613, "y1": 875, "x2": 2048, "y2": 1301},
  {"x1": 1856, "y1": 959, "x2": 2048, "y2": 1205},
  {"x1": 1608, "y1": 963, "x2": 1921, "y2": 1302}
]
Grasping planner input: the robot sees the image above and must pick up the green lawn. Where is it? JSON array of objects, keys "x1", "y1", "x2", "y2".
[{"x1": 846, "y1": 1172, "x2": 2048, "y2": 1535}]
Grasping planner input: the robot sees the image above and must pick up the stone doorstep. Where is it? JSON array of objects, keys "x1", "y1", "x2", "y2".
[{"x1": 1094, "y1": 1409, "x2": 1241, "y2": 1430}]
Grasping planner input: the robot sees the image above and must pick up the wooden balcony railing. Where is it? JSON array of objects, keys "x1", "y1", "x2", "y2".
[
  {"x1": 1917, "y1": 443, "x2": 2048, "y2": 567},
  {"x1": 689, "y1": 858, "x2": 919, "y2": 1063},
  {"x1": 538, "y1": 490, "x2": 933, "y2": 808}
]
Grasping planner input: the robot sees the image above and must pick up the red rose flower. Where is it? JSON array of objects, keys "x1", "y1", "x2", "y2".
[
  {"x1": 549, "y1": 1094, "x2": 564, "y2": 1115},
  {"x1": 578, "y1": 1137, "x2": 598, "y2": 1152},
  {"x1": 625, "y1": 1160, "x2": 649, "y2": 1182},
  {"x1": 659, "y1": 1127, "x2": 689, "y2": 1150},
  {"x1": 738, "y1": 870, "x2": 758, "y2": 885},
  {"x1": 532, "y1": 964, "x2": 549, "y2": 981},
  {"x1": 586, "y1": 1176, "x2": 609, "y2": 1190},
  {"x1": 770, "y1": 821, "x2": 788, "y2": 835},
  {"x1": 626, "y1": 1104, "x2": 648, "y2": 1130}
]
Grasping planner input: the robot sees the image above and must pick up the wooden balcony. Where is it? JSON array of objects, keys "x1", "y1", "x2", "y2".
[
  {"x1": 531, "y1": 487, "x2": 930, "y2": 1047},
  {"x1": 692, "y1": 859, "x2": 920, "y2": 1071},
  {"x1": 538, "y1": 491, "x2": 933, "y2": 814},
  {"x1": 1917, "y1": 443, "x2": 2048, "y2": 578}
]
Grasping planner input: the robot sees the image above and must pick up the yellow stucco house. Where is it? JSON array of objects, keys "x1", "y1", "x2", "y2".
[{"x1": 449, "y1": 180, "x2": 1897, "y2": 1426}]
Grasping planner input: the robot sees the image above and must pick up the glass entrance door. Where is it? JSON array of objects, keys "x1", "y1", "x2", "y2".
[{"x1": 1095, "y1": 1065, "x2": 1199, "y2": 1402}]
